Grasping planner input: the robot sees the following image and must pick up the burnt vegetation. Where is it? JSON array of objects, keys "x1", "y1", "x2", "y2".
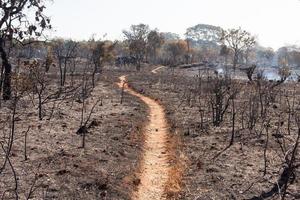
[{"x1": 0, "y1": 1, "x2": 299, "y2": 199}]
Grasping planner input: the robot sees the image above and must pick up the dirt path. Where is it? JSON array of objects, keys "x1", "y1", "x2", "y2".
[
  {"x1": 151, "y1": 65, "x2": 166, "y2": 74},
  {"x1": 118, "y1": 75, "x2": 171, "y2": 200}
]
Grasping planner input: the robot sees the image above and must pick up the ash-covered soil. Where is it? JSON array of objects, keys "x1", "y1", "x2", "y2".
[
  {"x1": 0, "y1": 70, "x2": 147, "y2": 200},
  {"x1": 128, "y1": 66, "x2": 300, "y2": 200}
]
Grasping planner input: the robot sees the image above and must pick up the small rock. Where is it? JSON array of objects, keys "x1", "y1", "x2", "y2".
[
  {"x1": 133, "y1": 178, "x2": 141, "y2": 186},
  {"x1": 111, "y1": 136, "x2": 119, "y2": 141},
  {"x1": 56, "y1": 169, "x2": 69, "y2": 176}
]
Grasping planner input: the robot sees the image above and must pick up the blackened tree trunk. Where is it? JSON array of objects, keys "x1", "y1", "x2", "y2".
[
  {"x1": 233, "y1": 52, "x2": 238, "y2": 72},
  {"x1": 0, "y1": 38, "x2": 12, "y2": 100},
  {"x1": 63, "y1": 59, "x2": 67, "y2": 86},
  {"x1": 92, "y1": 65, "x2": 96, "y2": 88},
  {"x1": 229, "y1": 98, "x2": 236, "y2": 146},
  {"x1": 136, "y1": 60, "x2": 141, "y2": 71},
  {"x1": 38, "y1": 94, "x2": 42, "y2": 120},
  {"x1": 58, "y1": 58, "x2": 63, "y2": 87},
  {"x1": 92, "y1": 62, "x2": 101, "y2": 88},
  {"x1": 0, "y1": 62, "x2": 5, "y2": 102}
]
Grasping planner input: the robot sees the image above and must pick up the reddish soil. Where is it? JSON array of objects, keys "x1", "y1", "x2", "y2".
[{"x1": 118, "y1": 75, "x2": 172, "y2": 200}]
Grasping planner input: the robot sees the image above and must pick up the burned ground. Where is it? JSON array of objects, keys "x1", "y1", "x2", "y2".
[
  {"x1": 0, "y1": 70, "x2": 147, "y2": 200},
  {"x1": 128, "y1": 66, "x2": 300, "y2": 200}
]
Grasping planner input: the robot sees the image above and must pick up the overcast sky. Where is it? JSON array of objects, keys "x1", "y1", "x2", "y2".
[{"x1": 46, "y1": 0, "x2": 300, "y2": 50}]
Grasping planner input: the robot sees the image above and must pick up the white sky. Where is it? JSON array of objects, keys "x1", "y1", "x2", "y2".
[{"x1": 46, "y1": 0, "x2": 300, "y2": 50}]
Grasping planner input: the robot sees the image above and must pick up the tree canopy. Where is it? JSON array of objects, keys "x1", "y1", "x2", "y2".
[
  {"x1": 185, "y1": 24, "x2": 223, "y2": 46},
  {"x1": 220, "y1": 27, "x2": 256, "y2": 69}
]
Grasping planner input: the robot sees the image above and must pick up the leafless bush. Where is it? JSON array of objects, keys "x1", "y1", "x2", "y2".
[{"x1": 208, "y1": 75, "x2": 238, "y2": 127}]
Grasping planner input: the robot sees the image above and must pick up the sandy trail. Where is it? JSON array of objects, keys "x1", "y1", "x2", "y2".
[
  {"x1": 151, "y1": 65, "x2": 166, "y2": 74},
  {"x1": 118, "y1": 75, "x2": 171, "y2": 200}
]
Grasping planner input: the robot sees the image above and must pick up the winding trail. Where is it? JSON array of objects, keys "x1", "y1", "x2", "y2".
[
  {"x1": 118, "y1": 71, "x2": 171, "y2": 200},
  {"x1": 151, "y1": 65, "x2": 166, "y2": 74}
]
